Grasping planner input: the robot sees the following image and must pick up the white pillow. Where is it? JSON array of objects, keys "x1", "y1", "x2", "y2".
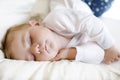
[
  {"x1": 0, "y1": 50, "x2": 4, "y2": 59},
  {"x1": 0, "y1": 0, "x2": 36, "y2": 49},
  {"x1": 30, "y1": 0, "x2": 50, "y2": 21}
]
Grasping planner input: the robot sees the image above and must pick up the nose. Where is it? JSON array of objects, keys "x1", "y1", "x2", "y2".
[
  {"x1": 30, "y1": 43, "x2": 45, "y2": 54},
  {"x1": 30, "y1": 43, "x2": 40, "y2": 54}
]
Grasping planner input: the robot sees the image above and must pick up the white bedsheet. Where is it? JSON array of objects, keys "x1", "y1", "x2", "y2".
[{"x1": 0, "y1": 59, "x2": 120, "y2": 80}]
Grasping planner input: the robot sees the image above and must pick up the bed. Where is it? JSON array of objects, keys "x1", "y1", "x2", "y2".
[{"x1": 0, "y1": 0, "x2": 120, "y2": 80}]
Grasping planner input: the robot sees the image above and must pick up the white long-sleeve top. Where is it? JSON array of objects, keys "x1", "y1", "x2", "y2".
[
  {"x1": 43, "y1": 9, "x2": 114, "y2": 49},
  {"x1": 42, "y1": 0, "x2": 114, "y2": 64}
]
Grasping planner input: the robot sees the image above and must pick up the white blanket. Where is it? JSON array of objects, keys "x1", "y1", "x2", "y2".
[{"x1": 0, "y1": 58, "x2": 120, "y2": 80}]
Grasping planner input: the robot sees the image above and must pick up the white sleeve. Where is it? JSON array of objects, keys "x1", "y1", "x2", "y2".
[
  {"x1": 50, "y1": 0, "x2": 92, "y2": 14},
  {"x1": 43, "y1": 9, "x2": 114, "y2": 49},
  {"x1": 75, "y1": 42, "x2": 105, "y2": 64}
]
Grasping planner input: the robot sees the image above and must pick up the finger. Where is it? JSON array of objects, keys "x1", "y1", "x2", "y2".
[
  {"x1": 114, "y1": 56, "x2": 119, "y2": 61},
  {"x1": 50, "y1": 55, "x2": 61, "y2": 61},
  {"x1": 54, "y1": 55, "x2": 61, "y2": 61},
  {"x1": 103, "y1": 59, "x2": 111, "y2": 64},
  {"x1": 106, "y1": 61, "x2": 111, "y2": 64}
]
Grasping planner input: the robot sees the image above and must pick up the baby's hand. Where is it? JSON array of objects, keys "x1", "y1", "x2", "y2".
[
  {"x1": 50, "y1": 48, "x2": 69, "y2": 61},
  {"x1": 50, "y1": 48, "x2": 76, "y2": 61},
  {"x1": 103, "y1": 46, "x2": 120, "y2": 64}
]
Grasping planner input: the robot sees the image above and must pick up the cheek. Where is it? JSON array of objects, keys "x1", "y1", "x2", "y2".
[{"x1": 47, "y1": 40, "x2": 58, "y2": 53}]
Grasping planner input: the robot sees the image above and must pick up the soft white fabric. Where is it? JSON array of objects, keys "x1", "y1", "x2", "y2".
[
  {"x1": 43, "y1": 9, "x2": 114, "y2": 49},
  {"x1": 0, "y1": 59, "x2": 120, "y2": 80},
  {"x1": 30, "y1": 0, "x2": 50, "y2": 21},
  {"x1": 0, "y1": 50, "x2": 4, "y2": 59},
  {"x1": 50, "y1": 0, "x2": 92, "y2": 14},
  {"x1": 47, "y1": 0, "x2": 114, "y2": 49},
  {"x1": 75, "y1": 42, "x2": 104, "y2": 64}
]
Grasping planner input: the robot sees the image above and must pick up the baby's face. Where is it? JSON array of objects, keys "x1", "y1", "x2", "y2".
[{"x1": 8, "y1": 21, "x2": 59, "y2": 61}]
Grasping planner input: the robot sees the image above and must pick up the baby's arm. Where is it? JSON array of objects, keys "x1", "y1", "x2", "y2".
[{"x1": 51, "y1": 42, "x2": 105, "y2": 64}]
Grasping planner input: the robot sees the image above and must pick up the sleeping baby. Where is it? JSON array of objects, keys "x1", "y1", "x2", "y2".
[{"x1": 2, "y1": 9, "x2": 120, "y2": 64}]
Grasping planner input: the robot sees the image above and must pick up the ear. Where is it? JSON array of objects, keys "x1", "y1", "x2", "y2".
[{"x1": 29, "y1": 20, "x2": 40, "y2": 27}]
